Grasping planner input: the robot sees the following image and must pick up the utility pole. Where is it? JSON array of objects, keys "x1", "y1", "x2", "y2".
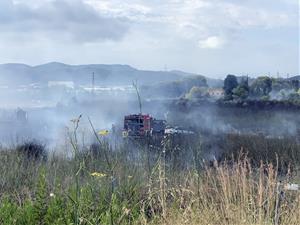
[
  {"x1": 164, "y1": 64, "x2": 168, "y2": 72},
  {"x1": 92, "y1": 72, "x2": 95, "y2": 95}
]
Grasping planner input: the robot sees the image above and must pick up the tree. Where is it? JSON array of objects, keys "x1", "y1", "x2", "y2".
[
  {"x1": 239, "y1": 77, "x2": 249, "y2": 92},
  {"x1": 232, "y1": 77, "x2": 250, "y2": 100},
  {"x1": 291, "y1": 79, "x2": 299, "y2": 91},
  {"x1": 185, "y1": 86, "x2": 208, "y2": 99},
  {"x1": 250, "y1": 76, "x2": 272, "y2": 97},
  {"x1": 223, "y1": 75, "x2": 238, "y2": 99},
  {"x1": 232, "y1": 85, "x2": 249, "y2": 100},
  {"x1": 272, "y1": 78, "x2": 298, "y2": 92}
]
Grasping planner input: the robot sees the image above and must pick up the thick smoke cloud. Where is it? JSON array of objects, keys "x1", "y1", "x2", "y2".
[{"x1": 0, "y1": 0, "x2": 129, "y2": 43}]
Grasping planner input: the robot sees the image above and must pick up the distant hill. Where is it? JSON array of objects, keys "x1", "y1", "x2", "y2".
[
  {"x1": 288, "y1": 75, "x2": 300, "y2": 81},
  {"x1": 0, "y1": 62, "x2": 187, "y2": 86},
  {"x1": 0, "y1": 62, "x2": 223, "y2": 88}
]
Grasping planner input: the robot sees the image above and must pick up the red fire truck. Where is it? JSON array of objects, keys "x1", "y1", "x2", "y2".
[{"x1": 123, "y1": 114, "x2": 166, "y2": 138}]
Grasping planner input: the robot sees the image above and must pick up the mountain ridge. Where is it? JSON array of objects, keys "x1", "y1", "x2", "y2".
[{"x1": 0, "y1": 62, "x2": 207, "y2": 87}]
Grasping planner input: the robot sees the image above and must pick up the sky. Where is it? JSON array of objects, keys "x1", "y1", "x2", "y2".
[{"x1": 0, "y1": 0, "x2": 299, "y2": 78}]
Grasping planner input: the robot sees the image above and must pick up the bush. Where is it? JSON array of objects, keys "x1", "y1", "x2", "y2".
[
  {"x1": 185, "y1": 86, "x2": 209, "y2": 100},
  {"x1": 232, "y1": 85, "x2": 249, "y2": 99},
  {"x1": 16, "y1": 141, "x2": 47, "y2": 161}
]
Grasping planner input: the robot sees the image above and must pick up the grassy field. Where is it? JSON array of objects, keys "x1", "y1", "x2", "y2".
[{"x1": 0, "y1": 130, "x2": 300, "y2": 225}]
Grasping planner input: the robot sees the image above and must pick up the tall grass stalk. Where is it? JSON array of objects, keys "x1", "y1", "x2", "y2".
[
  {"x1": 69, "y1": 114, "x2": 83, "y2": 225},
  {"x1": 88, "y1": 117, "x2": 115, "y2": 225}
]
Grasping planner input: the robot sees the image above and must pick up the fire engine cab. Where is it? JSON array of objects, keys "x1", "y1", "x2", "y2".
[{"x1": 123, "y1": 114, "x2": 166, "y2": 138}]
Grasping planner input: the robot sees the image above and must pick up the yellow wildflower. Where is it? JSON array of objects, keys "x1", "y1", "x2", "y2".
[
  {"x1": 98, "y1": 130, "x2": 109, "y2": 136},
  {"x1": 90, "y1": 172, "x2": 107, "y2": 178}
]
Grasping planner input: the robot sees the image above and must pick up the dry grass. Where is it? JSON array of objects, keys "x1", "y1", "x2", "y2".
[{"x1": 136, "y1": 156, "x2": 300, "y2": 225}]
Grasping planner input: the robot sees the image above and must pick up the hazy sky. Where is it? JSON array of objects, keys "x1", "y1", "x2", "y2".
[{"x1": 0, "y1": 0, "x2": 299, "y2": 77}]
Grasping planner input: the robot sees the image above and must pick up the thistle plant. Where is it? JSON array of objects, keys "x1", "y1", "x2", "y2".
[{"x1": 69, "y1": 114, "x2": 84, "y2": 225}]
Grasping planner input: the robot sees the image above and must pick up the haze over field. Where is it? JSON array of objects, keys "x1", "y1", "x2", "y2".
[
  {"x1": 0, "y1": 0, "x2": 298, "y2": 172},
  {"x1": 0, "y1": 61, "x2": 299, "y2": 150}
]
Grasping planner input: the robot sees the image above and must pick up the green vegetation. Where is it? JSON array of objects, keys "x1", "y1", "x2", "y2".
[
  {"x1": 0, "y1": 129, "x2": 300, "y2": 224},
  {"x1": 185, "y1": 86, "x2": 209, "y2": 100},
  {"x1": 142, "y1": 75, "x2": 208, "y2": 98},
  {"x1": 232, "y1": 80, "x2": 249, "y2": 100},
  {"x1": 250, "y1": 76, "x2": 272, "y2": 98},
  {"x1": 218, "y1": 75, "x2": 300, "y2": 108},
  {"x1": 224, "y1": 75, "x2": 238, "y2": 100},
  {"x1": 181, "y1": 75, "x2": 300, "y2": 109}
]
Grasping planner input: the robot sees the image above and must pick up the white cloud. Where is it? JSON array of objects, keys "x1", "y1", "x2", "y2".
[
  {"x1": 1, "y1": 0, "x2": 297, "y2": 43},
  {"x1": 198, "y1": 36, "x2": 225, "y2": 49},
  {"x1": 0, "y1": 0, "x2": 298, "y2": 75},
  {"x1": 0, "y1": 0, "x2": 130, "y2": 43},
  {"x1": 84, "y1": 0, "x2": 152, "y2": 21},
  {"x1": 222, "y1": 3, "x2": 295, "y2": 28},
  {"x1": 81, "y1": 0, "x2": 297, "y2": 47}
]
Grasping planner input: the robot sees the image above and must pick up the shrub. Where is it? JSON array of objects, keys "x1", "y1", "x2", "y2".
[{"x1": 16, "y1": 141, "x2": 47, "y2": 161}]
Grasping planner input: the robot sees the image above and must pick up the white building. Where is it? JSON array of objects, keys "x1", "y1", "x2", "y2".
[{"x1": 48, "y1": 81, "x2": 74, "y2": 89}]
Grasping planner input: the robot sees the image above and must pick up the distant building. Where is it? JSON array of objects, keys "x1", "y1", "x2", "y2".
[
  {"x1": 207, "y1": 88, "x2": 224, "y2": 98},
  {"x1": 48, "y1": 81, "x2": 74, "y2": 89},
  {"x1": 16, "y1": 108, "x2": 28, "y2": 123}
]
